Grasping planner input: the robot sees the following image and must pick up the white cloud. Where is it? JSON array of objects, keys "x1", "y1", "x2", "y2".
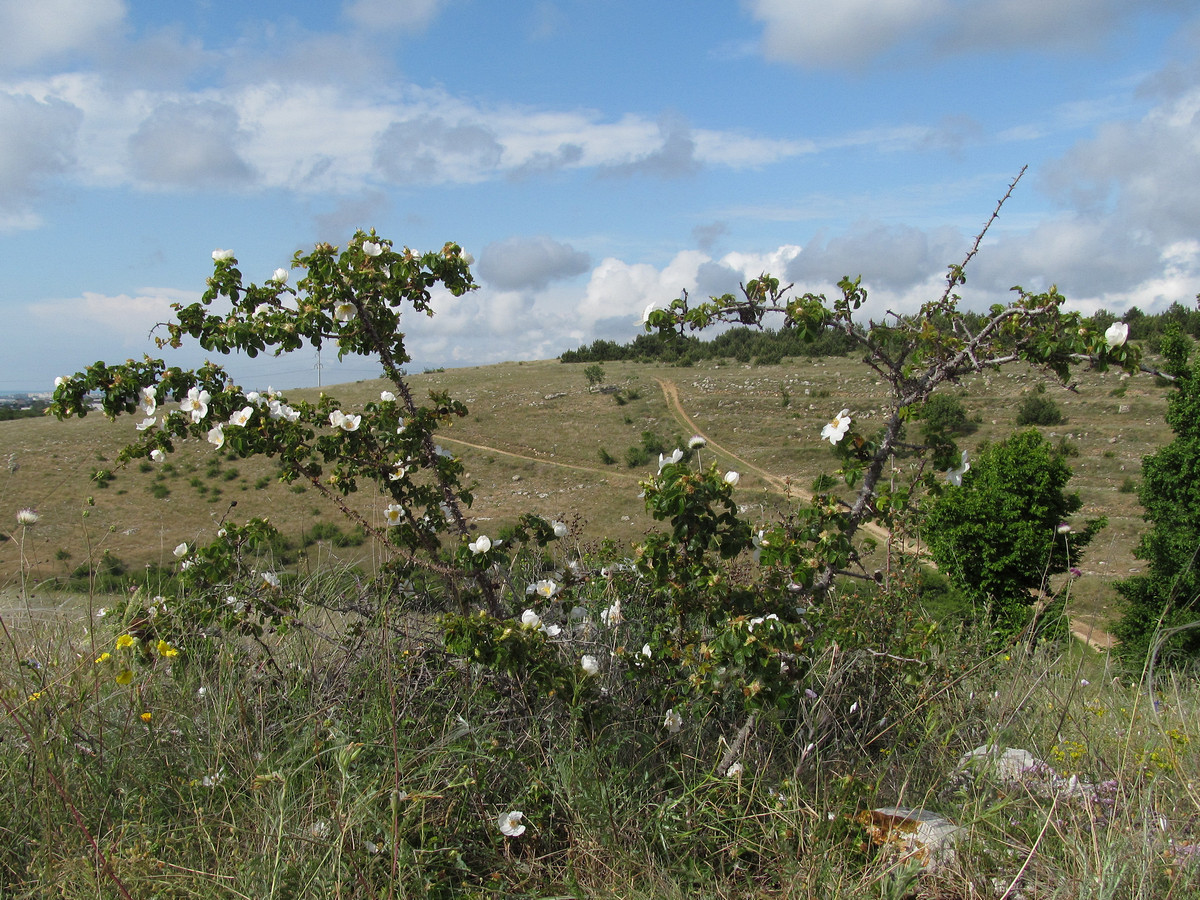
[
  {"x1": 374, "y1": 115, "x2": 503, "y2": 184},
  {"x1": 0, "y1": 91, "x2": 81, "y2": 228},
  {"x1": 129, "y1": 99, "x2": 256, "y2": 187},
  {"x1": 0, "y1": 73, "x2": 805, "y2": 197},
  {"x1": 746, "y1": 0, "x2": 1188, "y2": 68},
  {"x1": 28, "y1": 289, "x2": 190, "y2": 347},
  {"x1": 343, "y1": 0, "x2": 446, "y2": 31},
  {"x1": 602, "y1": 113, "x2": 701, "y2": 179},
  {"x1": 0, "y1": 0, "x2": 125, "y2": 71},
  {"x1": 476, "y1": 236, "x2": 590, "y2": 291}
]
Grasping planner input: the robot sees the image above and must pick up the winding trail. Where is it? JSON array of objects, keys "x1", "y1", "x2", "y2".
[
  {"x1": 655, "y1": 377, "x2": 1117, "y2": 652},
  {"x1": 437, "y1": 436, "x2": 642, "y2": 483}
]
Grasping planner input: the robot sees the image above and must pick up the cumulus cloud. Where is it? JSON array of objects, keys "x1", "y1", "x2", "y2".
[
  {"x1": 0, "y1": 91, "x2": 81, "y2": 228},
  {"x1": 602, "y1": 113, "x2": 701, "y2": 179},
  {"x1": 0, "y1": 0, "x2": 125, "y2": 71},
  {"x1": 507, "y1": 142, "x2": 583, "y2": 180},
  {"x1": 746, "y1": 0, "x2": 1188, "y2": 68},
  {"x1": 476, "y1": 236, "x2": 590, "y2": 291},
  {"x1": 786, "y1": 222, "x2": 963, "y2": 290},
  {"x1": 374, "y1": 115, "x2": 503, "y2": 184},
  {"x1": 1042, "y1": 87, "x2": 1200, "y2": 246},
  {"x1": 129, "y1": 100, "x2": 256, "y2": 188}
]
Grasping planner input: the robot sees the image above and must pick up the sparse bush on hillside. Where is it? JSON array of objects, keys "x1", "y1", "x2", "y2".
[
  {"x1": 1016, "y1": 384, "x2": 1065, "y2": 426},
  {"x1": 923, "y1": 429, "x2": 1104, "y2": 640}
]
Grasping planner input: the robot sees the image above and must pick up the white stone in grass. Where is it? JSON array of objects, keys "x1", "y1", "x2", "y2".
[{"x1": 863, "y1": 807, "x2": 961, "y2": 870}]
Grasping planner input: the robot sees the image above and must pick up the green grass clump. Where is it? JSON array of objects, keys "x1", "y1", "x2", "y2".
[{"x1": 4, "y1": 556, "x2": 1200, "y2": 899}]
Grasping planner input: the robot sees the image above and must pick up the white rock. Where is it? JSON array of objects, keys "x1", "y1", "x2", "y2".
[{"x1": 862, "y1": 807, "x2": 960, "y2": 869}]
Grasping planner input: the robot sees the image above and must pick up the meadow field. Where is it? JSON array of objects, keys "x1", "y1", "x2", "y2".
[
  {"x1": 1, "y1": 352, "x2": 1196, "y2": 899},
  {"x1": 0, "y1": 354, "x2": 1172, "y2": 629}
]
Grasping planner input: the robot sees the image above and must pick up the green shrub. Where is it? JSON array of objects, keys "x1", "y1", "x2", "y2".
[
  {"x1": 923, "y1": 429, "x2": 1103, "y2": 638},
  {"x1": 920, "y1": 393, "x2": 971, "y2": 436},
  {"x1": 1016, "y1": 390, "x2": 1065, "y2": 426}
]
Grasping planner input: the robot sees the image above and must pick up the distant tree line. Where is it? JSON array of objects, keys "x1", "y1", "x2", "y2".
[
  {"x1": 0, "y1": 401, "x2": 49, "y2": 421},
  {"x1": 560, "y1": 324, "x2": 857, "y2": 366},
  {"x1": 560, "y1": 301, "x2": 1200, "y2": 367}
]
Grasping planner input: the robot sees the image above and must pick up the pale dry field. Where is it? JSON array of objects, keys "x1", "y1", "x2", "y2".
[{"x1": 0, "y1": 354, "x2": 1172, "y2": 631}]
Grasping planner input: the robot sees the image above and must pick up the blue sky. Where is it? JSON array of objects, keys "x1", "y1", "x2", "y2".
[{"x1": 2, "y1": 0, "x2": 1198, "y2": 392}]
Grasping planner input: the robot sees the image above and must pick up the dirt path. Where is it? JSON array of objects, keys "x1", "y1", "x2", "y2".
[
  {"x1": 655, "y1": 378, "x2": 1119, "y2": 651},
  {"x1": 655, "y1": 377, "x2": 897, "y2": 548},
  {"x1": 438, "y1": 436, "x2": 643, "y2": 482}
]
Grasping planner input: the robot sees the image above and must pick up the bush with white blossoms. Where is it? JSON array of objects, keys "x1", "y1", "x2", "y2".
[{"x1": 49, "y1": 195, "x2": 1154, "y2": 770}]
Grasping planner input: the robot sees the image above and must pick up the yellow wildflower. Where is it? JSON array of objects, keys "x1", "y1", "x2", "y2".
[
  {"x1": 140, "y1": 712, "x2": 152, "y2": 724},
  {"x1": 116, "y1": 634, "x2": 136, "y2": 650},
  {"x1": 156, "y1": 639, "x2": 179, "y2": 658},
  {"x1": 95, "y1": 652, "x2": 111, "y2": 664},
  {"x1": 115, "y1": 669, "x2": 134, "y2": 685}
]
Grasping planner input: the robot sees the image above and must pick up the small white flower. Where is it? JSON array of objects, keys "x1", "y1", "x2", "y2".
[
  {"x1": 261, "y1": 571, "x2": 281, "y2": 589},
  {"x1": 272, "y1": 268, "x2": 289, "y2": 284},
  {"x1": 136, "y1": 416, "x2": 156, "y2": 431},
  {"x1": 150, "y1": 449, "x2": 165, "y2": 463},
  {"x1": 600, "y1": 600, "x2": 623, "y2": 626},
  {"x1": 329, "y1": 410, "x2": 360, "y2": 432},
  {"x1": 580, "y1": 655, "x2": 600, "y2": 676},
  {"x1": 384, "y1": 503, "x2": 405, "y2": 526},
  {"x1": 820, "y1": 409, "x2": 851, "y2": 445},
  {"x1": 724, "y1": 470, "x2": 740, "y2": 486},
  {"x1": 532, "y1": 579, "x2": 560, "y2": 599},
  {"x1": 641, "y1": 643, "x2": 652, "y2": 659},
  {"x1": 333, "y1": 302, "x2": 357, "y2": 322},
  {"x1": 140, "y1": 386, "x2": 157, "y2": 416},
  {"x1": 688, "y1": 435, "x2": 706, "y2": 449},
  {"x1": 664, "y1": 707, "x2": 682, "y2": 733},
  {"x1": 498, "y1": 810, "x2": 525, "y2": 837},
  {"x1": 726, "y1": 762, "x2": 744, "y2": 778},
  {"x1": 180, "y1": 387, "x2": 211, "y2": 423},
  {"x1": 16, "y1": 508, "x2": 39, "y2": 526},
  {"x1": 552, "y1": 520, "x2": 568, "y2": 538},
  {"x1": 380, "y1": 390, "x2": 396, "y2": 402},
  {"x1": 1057, "y1": 522, "x2": 1072, "y2": 534},
  {"x1": 201, "y1": 768, "x2": 224, "y2": 788},
  {"x1": 657, "y1": 448, "x2": 684, "y2": 472},
  {"x1": 174, "y1": 542, "x2": 188, "y2": 558},
  {"x1": 211, "y1": 248, "x2": 234, "y2": 261},
  {"x1": 1105, "y1": 321, "x2": 1129, "y2": 348},
  {"x1": 637, "y1": 302, "x2": 657, "y2": 327},
  {"x1": 207, "y1": 423, "x2": 225, "y2": 449},
  {"x1": 945, "y1": 450, "x2": 970, "y2": 487},
  {"x1": 229, "y1": 406, "x2": 253, "y2": 427},
  {"x1": 54, "y1": 376, "x2": 67, "y2": 388},
  {"x1": 520, "y1": 609, "x2": 542, "y2": 629},
  {"x1": 468, "y1": 534, "x2": 492, "y2": 554},
  {"x1": 197, "y1": 686, "x2": 208, "y2": 697},
  {"x1": 97, "y1": 607, "x2": 108, "y2": 618},
  {"x1": 361, "y1": 241, "x2": 383, "y2": 257},
  {"x1": 310, "y1": 820, "x2": 331, "y2": 839}
]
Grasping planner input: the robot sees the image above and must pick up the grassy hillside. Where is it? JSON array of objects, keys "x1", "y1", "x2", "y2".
[{"x1": 0, "y1": 354, "x2": 1173, "y2": 630}]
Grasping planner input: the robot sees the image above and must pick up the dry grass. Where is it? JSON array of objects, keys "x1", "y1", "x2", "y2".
[{"x1": 0, "y1": 354, "x2": 1172, "y2": 630}]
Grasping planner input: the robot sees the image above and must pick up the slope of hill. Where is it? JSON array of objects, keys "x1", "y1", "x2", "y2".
[{"x1": 0, "y1": 355, "x2": 1172, "y2": 630}]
